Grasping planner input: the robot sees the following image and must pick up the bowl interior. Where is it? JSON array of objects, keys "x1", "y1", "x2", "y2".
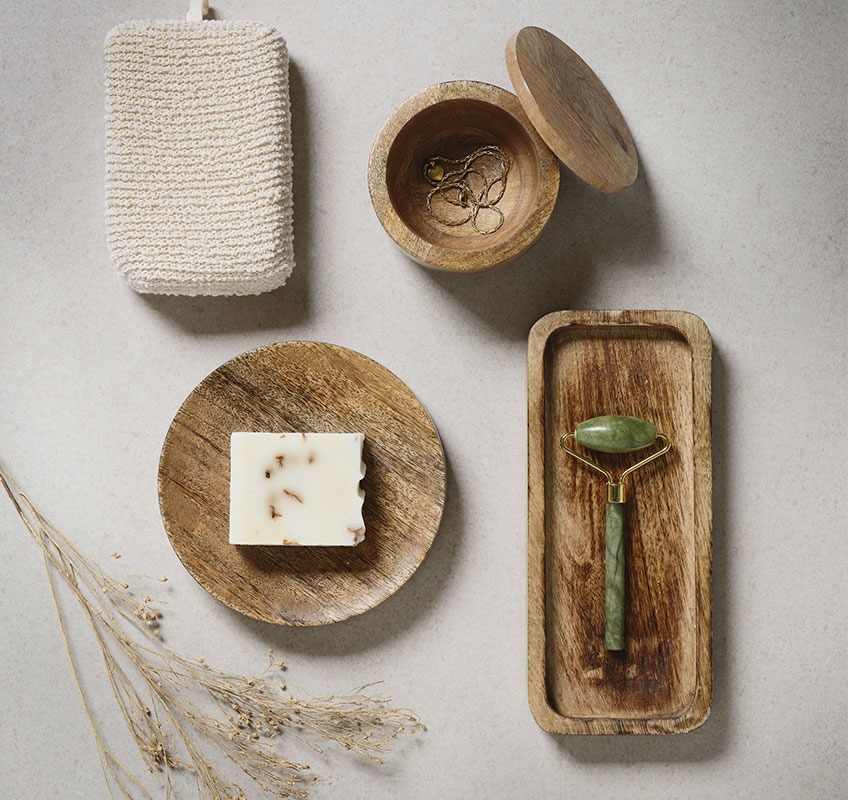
[{"x1": 385, "y1": 97, "x2": 544, "y2": 253}]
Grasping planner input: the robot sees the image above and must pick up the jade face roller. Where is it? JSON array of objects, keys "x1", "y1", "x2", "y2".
[{"x1": 560, "y1": 416, "x2": 671, "y2": 651}]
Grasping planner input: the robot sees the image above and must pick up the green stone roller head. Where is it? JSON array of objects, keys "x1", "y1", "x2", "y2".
[{"x1": 560, "y1": 416, "x2": 671, "y2": 652}]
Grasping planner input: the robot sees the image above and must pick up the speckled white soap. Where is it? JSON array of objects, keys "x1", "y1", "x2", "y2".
[{"x1": 229, "y1": 432, "x2": 366, "y2": 546}]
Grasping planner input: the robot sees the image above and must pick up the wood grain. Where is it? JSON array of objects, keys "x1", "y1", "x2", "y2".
[
  {"x1": 368, "y1": 80, "x2": 559, "y2": 272},
  {"x1": 506, "y1": 26, "x2": 638, "y2": 194},
  {"x1": 158, "y1": 342, "x2": 446, "y2": 626},
  {"x1": 527, "y1": 311, "x2": 712, "y2": 734}
]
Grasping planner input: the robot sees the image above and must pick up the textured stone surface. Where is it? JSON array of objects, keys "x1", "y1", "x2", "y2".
[
  {"x1": 605, "y1": 501, "x2": 626, "y2": 651},
  {"x1": 577, "y1": 415, "x2": 657, "y2": 453},
  {"x1": 0, "y1": 1, "x2": 845, "y2": 797}
]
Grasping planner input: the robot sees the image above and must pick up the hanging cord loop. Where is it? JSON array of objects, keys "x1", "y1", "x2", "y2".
[{"x1": 186, "y1": 0, "x2": 209, "y2": 22}]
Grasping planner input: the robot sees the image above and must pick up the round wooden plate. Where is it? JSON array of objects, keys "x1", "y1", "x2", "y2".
[{"x1": 158, "y1": 342, "x2": 446, "y2": 626}]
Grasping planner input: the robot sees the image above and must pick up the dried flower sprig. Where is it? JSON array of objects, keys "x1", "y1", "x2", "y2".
[{"x1": 0, "y1": 459, "x2": 423, "y2": 799}]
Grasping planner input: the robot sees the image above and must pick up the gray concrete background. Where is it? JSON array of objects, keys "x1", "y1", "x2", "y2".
[{"x1": 1, "y1": 1, "x2": 845, "y2": 797}]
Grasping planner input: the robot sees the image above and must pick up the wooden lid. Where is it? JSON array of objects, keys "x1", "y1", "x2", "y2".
[{"x1": 505, "y1": 27, "x2": 638, "y2": 193}]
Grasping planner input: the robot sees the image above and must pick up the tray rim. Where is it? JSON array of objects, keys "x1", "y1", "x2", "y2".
[{"x1": 527, "y1": 309, "x2": 713, "y2": 734}]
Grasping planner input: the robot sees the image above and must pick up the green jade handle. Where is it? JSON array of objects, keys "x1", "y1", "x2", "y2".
[{"x1": 604, "y1": 497, "x2": 626, "y2": 651}]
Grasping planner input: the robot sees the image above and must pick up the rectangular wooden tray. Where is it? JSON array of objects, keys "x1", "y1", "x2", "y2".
[{"x1": 527, "y1": 310, "x2": 712, "y2": 734}]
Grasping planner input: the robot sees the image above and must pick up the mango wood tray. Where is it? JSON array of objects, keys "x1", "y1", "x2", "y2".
[
  {"x1": 158, "y1": 342, "x2": 446, "y2": 626},
  {"x1": 527, "y1": 311, "x2": 712, "y2": 734}
]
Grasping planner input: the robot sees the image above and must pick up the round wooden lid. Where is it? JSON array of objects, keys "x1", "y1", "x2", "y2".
[
  {"x1": 505, "y1": 27, "x2": 638, "y2": 193},
  {"x1": 158, "y1": 341, "x2": 446, "y2": 626}
]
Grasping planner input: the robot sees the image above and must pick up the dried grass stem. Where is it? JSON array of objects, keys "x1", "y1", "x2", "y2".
[{"x1": 0, "y1": 459, "x2": 423, "y2": 799}]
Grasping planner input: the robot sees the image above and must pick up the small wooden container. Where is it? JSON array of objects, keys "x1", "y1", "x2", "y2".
[{"x1": 368, "y1": 27, "x2": 638, "y2": 273}]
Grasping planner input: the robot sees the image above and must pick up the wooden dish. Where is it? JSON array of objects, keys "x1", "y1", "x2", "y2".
[
  {"x1": 158, "y1": 341, "x2": 446, "y2": 626},
  {"x1": 368, "y1": 80, "x2": 559, "y2": 273},
  {"x1": 368, "y1": 27, "x2": 638, "y2": 273},
  {"x1": 527, "y1": 311, "x2": 712, "y2": 734}
]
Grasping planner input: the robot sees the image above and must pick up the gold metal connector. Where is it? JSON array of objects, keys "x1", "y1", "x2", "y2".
[{"x1": 607, "y1": 483, "x2": 626, "y2": 503}]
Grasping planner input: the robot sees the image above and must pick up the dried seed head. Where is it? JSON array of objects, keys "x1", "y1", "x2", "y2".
[{"x1": 0, "y1": 461, "x2": 426, "y2": 800}]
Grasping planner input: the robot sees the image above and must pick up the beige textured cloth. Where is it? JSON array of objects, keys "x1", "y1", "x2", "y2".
[{"x1": 105, "y1": 20, "x2": 294, "y2": 296}]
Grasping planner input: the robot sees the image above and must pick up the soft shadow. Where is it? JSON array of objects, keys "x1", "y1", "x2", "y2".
[
  {"x1": 140, "y1": 59, "x2": 312, "y2": 333},
  {"x1": 551, "y1": 344, "x2": 733, "y2": 762},
  {"x1": 227, "y1": 445, "x2": 463, "y2": 656},
  {"x1": 424, "y1": 158, "x2": 663, "y2": 340}
]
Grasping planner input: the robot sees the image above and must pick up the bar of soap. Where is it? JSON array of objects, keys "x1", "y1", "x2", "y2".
[{"x1": 229, "y1": 432, "x2": 366, "y2": 546}]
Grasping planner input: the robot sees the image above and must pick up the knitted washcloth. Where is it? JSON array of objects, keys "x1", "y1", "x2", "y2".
[{"x1": 105, "y1": 20, "x2": 294, "y2": 296}]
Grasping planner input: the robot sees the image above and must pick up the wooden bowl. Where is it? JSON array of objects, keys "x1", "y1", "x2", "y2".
[{"x1": 368, "y1": 80, "x2": 560, "y2": 273}]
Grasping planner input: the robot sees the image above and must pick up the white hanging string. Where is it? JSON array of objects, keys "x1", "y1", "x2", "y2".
[{"x1": 186, "y1": 0, "x2": 209, "y2": 22}]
